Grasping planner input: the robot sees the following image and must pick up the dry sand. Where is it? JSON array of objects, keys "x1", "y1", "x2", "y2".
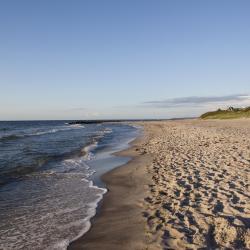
[
  {"x1": 142, "y1": 119, "x2": 250, "y2": 249},
  {"x1": 69, "y1": 119, "x2": 250, "y2": 250}
]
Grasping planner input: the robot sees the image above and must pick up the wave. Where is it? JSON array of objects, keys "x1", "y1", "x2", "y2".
[
  {"x1": 30, "y1": 128, "x2": 68, "y2": 136},
  {"x1": 0, "y1": 125, "x2": 111, "y2": 186},
  {"x1": 0, "y1": 125, "x2": 85, "y2": 142},
  {"x1": 82, "y1": 141, "x2": 98, "y2": 161},
  {"x1": 29, "y1": 125, "x2": 85, "y2": 136},
  {"x1": 0, "y1": 139, "x2": 98, "y2": 185},
  {"x1": 63, "y1": 181, "x2": 107, "y2": 250},
  {"x1": 80, "y1": 128, "x2": 113, "y2": 160},
  {"x1": 47, "y1": 179, "x2": 107, "y2": 250},
  {"x1": 0, "y1": 168, "x2": 107, "y2": 250},
  {"x1": 68, "y1": 124, "x2": 85, "y2": 128},
  {"x1": 0, "y1": 156, "x2": 50, "y2": 185}
]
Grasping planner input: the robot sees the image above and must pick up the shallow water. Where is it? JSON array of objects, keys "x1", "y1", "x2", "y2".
[{"x1": 0, "y1": 121, "x2": 138, "y2": 249}]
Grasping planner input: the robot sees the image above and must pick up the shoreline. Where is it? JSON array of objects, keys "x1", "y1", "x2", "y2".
[
  {"x1": 68, "y1": 131, "x2": 154, "y2": 250},
  {"x1": 69, "y1": 119, "x2": 250, "y2": 249}
]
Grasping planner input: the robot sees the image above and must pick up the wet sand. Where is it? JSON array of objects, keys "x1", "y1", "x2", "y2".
[
  {"x1": 69, "y1": 119, "x2": 250, "y2": 250},
  {"x1": 68, "y1": 135, "x2": 155, "y2": 250}
]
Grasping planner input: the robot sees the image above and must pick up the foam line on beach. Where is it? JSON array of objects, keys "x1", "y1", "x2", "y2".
[{"x1": 64, "y1": 181, "x2": 107, "y2": 250}]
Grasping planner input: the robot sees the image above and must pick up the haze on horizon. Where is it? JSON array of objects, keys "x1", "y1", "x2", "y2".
[{"x1": 1, "y1": 0, "x2": 250, "y2": 120}]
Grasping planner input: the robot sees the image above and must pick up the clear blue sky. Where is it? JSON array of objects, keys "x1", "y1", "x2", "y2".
[{"x1": 1, "y1": 0, "x2": 250, "y2": 120}]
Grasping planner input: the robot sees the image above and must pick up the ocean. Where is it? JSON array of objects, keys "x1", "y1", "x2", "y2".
[{"x1": 0, "y1": 121, "x2": 139, "y2": 250}]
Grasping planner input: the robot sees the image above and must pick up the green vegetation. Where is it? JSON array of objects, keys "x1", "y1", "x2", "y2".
[{"x1": 200, "y1": 106, "x2": 250, "y2": 119}]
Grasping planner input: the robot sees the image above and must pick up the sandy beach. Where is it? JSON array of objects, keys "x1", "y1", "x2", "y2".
[{"x1": 69, "y1": 119, "x2": 250, "y2": 250}]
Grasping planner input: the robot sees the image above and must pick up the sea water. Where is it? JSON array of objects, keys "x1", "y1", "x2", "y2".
[{"x1": 0, "y1": 121, "x2": 138, "y2": 249}]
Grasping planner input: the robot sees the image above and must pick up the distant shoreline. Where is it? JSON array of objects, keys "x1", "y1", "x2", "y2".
[{"x1": 68, "y1": 117, "x2": 196, "y2": 125}]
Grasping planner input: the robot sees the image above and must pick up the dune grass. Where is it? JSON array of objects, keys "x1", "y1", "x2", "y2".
[{"x1": 200, "y1": 107, "x2": 250, "y2": 119}]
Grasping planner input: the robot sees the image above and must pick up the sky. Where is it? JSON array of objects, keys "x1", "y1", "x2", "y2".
[{"x1": 1, "y1": 0, "x2": 250, "y2": 120}]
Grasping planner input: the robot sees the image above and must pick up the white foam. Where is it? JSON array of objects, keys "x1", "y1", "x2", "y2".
[
  {"x1": 69, "y1": 124, "x2": 85, "y2": 128},
  {"x1": 67, "y1": 181, "x2": 107, "y2": 248},
  {"x1": 80, "y1": 127, "x2": 114, "y2": 161},
  {"x1": 29, "y1": 125, "x2": 85, "y2": 136},
  {"x1": 82, "y1": 141, "x2": 98, "y2": 161},
  {"x1": 50, "y1": 180, "x2": 107, "y2": 250},
  {"x1": 51, "y1": 239, "x2": 70, "y2": 250}
]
